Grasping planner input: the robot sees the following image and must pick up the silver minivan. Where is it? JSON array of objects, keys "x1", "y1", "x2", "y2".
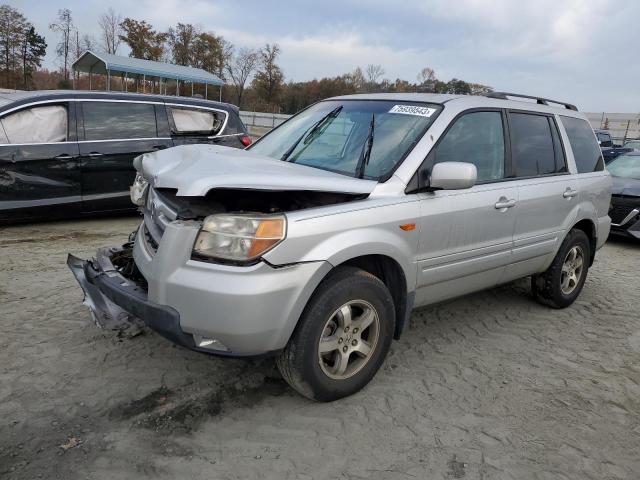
[{"x1": 69, "y1": 92, "x2": 611, "y2": 401}]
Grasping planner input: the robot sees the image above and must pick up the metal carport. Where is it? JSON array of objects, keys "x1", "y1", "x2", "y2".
[{"x1": 72, "y1": 50, "x2": 224, "y2": 100}]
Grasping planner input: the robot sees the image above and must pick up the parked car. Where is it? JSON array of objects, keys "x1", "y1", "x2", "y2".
[
  {"x1": 0, "y1": 90, "x2": 251, "y2": 224},
  {"x1": 607, "y1": 152, "x2": 640, "y2": 238},
  {"x1": 69, "y1": 92, "x2": 611, "y2": 401},
  {"x1": 595, "y1": 129, "x2": 633, "y2": 163}
]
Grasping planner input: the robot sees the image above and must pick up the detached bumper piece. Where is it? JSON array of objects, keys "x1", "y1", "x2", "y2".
[{"x1": 67, "y1": 247, "x2": 196, "y2": 350}]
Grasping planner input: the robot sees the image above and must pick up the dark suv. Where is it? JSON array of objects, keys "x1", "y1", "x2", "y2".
[{"x1": 0, "y1": 90, "x2": 250, "y2": 224}]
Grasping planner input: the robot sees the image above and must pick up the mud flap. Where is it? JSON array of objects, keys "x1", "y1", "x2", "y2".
[{"x1": 67, "y1": 254, "x2": 141, "y2": 333}]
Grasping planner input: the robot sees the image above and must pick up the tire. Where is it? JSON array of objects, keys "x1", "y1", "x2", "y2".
[
  {"x1": 531, "y1": 229, "x2": 591, "y2": 309},
  {"x1": 277, "y1": 266, "x2": 395, "y2": 402}
]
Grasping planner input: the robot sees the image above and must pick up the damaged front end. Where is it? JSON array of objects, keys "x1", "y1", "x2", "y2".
[{"x1": 67, "y1": 244, "x2": 196, "y2": 348}]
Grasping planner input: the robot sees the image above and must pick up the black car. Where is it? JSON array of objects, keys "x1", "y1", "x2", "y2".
[
  {"x1": 0, "y1": 90, "x2": 251, "y2": 224},
  {"x1": 594, "y1": 129, "x2": 633, "y2": 164},
  {"x1": 607, "y1": 152, "x2": 640, "y2": 239}
]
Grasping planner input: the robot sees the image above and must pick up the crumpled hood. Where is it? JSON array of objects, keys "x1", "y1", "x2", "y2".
[
  {"x1": 139, "y1": 144, "x2": 378, "y2": 196},
  {"x1": 611, "y1": 175, "x2": 640, "y2": 196}
]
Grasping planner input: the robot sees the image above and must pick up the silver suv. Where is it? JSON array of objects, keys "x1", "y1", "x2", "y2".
[{"x1": 69, "y1": 92, "x2": 611, "y2": 401}]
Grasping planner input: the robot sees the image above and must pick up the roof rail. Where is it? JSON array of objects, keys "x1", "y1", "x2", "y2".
[{"x1": 486, "y1": 92, "x2": 578, "y2": 111}]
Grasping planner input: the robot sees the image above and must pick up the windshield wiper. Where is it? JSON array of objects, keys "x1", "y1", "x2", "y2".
[
  {"x1": 355, "y1": 114, "x2": 375, "y2": 179},
  {"x1": 280, "y1": 105, "x2": 343, "y2": 162}
]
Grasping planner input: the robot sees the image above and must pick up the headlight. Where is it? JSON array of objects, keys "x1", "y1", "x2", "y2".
[
  {"x1": 130, "y1": 173, "x2": 149, "y2": 206},
  {"x1": 193, "y1": 214, "x2": 286, "y2": 263}
]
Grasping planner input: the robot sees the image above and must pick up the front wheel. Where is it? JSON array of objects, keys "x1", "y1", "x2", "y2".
[
  {"x1": 531, "y1": 229, "x2": 591, "y2": 308},
  {"x1": 277, "y1": 266, "x2": 395, "y2": 401}
]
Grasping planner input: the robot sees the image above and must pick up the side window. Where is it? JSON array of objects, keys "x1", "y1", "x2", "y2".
[
  {"x1": 434, "y1": 111, "x2": 505, "y2": 182},
  {"x1": 168, "y1": 107, "x2": 225, "y2": 135},
  {"x1": 509, "y1": 112, "x2": 565, "y2": 177},
  {"x1": 83, "y1": 102, "x2": 157, "y2": 141},
  {"x1": 1, "y1": 105, "x2": 67, "y2": 144},
  {"x1": 560, "y1": 116, "x2": 604, "y2": 173}
]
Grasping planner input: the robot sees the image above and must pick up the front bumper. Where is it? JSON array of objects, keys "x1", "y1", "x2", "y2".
[
  {"x1": 67, "y1": 248, "x2": 197, "y2": 350},
  {"x1": 68, "y1": 221, "x2": 332, "y2": 356}
]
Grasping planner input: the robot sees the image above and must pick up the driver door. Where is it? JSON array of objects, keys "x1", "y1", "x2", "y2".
[{"x1": 414, "y1": 109, "x2": 517, "y2": 306}]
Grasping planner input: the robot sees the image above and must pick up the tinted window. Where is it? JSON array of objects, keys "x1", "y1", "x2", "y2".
[
  {"x1": 1, "y1": 105, "x2": 67, "y2": 143},
  {"x1": 560, "y1": 116, "x2": 604, "y2": 173},
  {"x1": 434, "y1": 111, "x2": 504, "y2": 182},
  {"x1": 83, "y1": 102, "x2": 157, "y2": 141},
  {"x1": 509, "y1": 112, "x2": 562, "y2": 177}
]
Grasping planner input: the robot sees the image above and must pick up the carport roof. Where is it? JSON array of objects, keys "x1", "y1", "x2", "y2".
[{"x1": 72, "y1": 51, "x2": 224, "y2": 86}]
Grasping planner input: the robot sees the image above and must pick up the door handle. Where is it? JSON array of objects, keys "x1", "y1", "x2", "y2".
[
  {"x1": 87, "y1": 152, "x2": 103, "y2": 157},
  {"x1": 495, "y1": 197, "x2": 517, "y2": 210},
  {"x1": 563, "y1": 188, "x2": 578, "y2": 198}
]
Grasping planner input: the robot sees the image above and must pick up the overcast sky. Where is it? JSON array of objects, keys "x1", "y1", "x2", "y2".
[{"x1": 8, "y1": 0, "x2": 640, "y2": 112}]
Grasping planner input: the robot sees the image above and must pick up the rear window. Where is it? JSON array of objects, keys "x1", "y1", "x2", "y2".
[
  {"x1": 560, "y1": 116, "x2": 604, "y2": 173},
  {"x1": 509, "y1": 112, "x2": 566, "y2": 177},
  {"x1": 168, "y1": 106, "x2": 225, "y2": 135},
  {"x1": 82, "y1": 102, "x2": 157, "y2": 141},
  {"x1": 1, "y1": 105, "x2": 67, "y2": 144}
]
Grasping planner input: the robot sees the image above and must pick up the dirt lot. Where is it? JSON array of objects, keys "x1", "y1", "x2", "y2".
[{"x1": 1, "y1": 216, "x2": 639, "y2": 480}]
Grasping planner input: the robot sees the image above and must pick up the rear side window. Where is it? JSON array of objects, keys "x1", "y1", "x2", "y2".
[
  {"x1": 434, "y1": 111, "x2": 505, "y2": 182},
  {"x1": 560, "y1": 116, "x2": 604, "y2": 173},
  {"x1": 1, "y1": 105, "x2": 67, "y2": 144},
  {"x1": 168, "y1": 107, "x2": 225, "y2": 135},
  {"x1": 82, "y1": 102, "x2": 157, "y2": 141},
  {"x1": 509, "y1": 112, "x2": 565, "y2": 177}
]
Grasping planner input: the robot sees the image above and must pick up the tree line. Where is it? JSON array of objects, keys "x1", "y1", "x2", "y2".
[{"x1": 0, "y1": 4, "x2": 493, "y2": 114}]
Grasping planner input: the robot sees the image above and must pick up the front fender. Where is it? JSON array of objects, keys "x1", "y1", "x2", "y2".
[{"x1": 263, "y1": 200, "x2": 420, "y2": 291}]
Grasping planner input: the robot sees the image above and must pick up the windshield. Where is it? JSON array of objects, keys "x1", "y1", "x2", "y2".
[
  {"x1": 623, "y1": 140, "x2": 640, "y2": 149},
  {"x1": 607, "y1": 154, "x2": 640, "y2": 179},
  {"x1": 248, "y1": 100, "x2": 441, "y2": 180}
]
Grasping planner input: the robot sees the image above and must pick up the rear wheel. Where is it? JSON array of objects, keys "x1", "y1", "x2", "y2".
[
  {"x1": 277, "y1": 266, "x2": 395, "y2": 401},
  {"x1": 531, "y1": 229, "x2": 591, "y2": 308}
]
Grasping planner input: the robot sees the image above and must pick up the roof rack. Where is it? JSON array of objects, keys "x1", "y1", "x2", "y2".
[{"x1": 486, "y1": 92, "x2": 578, "y2": 111}]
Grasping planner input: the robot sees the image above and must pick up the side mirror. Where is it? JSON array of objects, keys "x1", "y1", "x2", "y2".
[{"x1": 430, "y1": 162, "x2": 477, "y2": 190}]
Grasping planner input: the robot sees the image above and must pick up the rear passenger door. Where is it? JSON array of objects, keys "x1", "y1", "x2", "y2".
[
  {"x1": 78, "y1": 100, "x2": 172, "y2": 213},
  {"x1": 165, "y1": 104, "x2": 241, "y2": 148},
  {"x1": 506, "y1": 111, "x2": 577, "y2": 280}
]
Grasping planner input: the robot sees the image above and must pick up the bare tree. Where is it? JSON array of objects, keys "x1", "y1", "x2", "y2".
[
  {"x1": 347, "y1": 66, "x2": 365, "y2": 92},
  {"x1": 365, "y1": 64, "x2": 384, "y2": 91},
  {"x1": 98, "y1": 8, "x2": 122, "y2": 54},
  {"x1": 226, "y1": 47, "x2": 259, "y2": 108},
  {"x1": 417, "y1": 67, "x2": 436, "y2": 92},
  {"x1": 49, "y1": 8, "x2": 74, "y2": 81}
]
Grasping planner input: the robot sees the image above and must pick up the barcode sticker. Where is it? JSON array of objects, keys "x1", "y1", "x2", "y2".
[{"x1": 389, "y1": 105, "x2": 437, "y2": 117}]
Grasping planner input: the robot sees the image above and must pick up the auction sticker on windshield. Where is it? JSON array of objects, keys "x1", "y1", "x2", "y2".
[{"x1": 389, "y1": 105, "x2": 437, "y2": 117}]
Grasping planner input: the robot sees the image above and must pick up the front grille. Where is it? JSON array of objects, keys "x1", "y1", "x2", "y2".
[
  {"x1": 610, "y1": 195, "x2": 640, "y2": 225},
  {"x1": 142, "y1": 224, "x2": 158, "y2": 253},
  {"x1": 143, "y1": 188, "x2": 179, "y2": 247}
]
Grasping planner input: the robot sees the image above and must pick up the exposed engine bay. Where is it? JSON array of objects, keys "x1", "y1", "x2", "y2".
[{"x1": 154, "y1": 187, "x2": 367, "y2": 219}]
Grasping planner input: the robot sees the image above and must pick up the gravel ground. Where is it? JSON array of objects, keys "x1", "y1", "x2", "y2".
[{"x1": 1, "y1": 216, "x2": 639, "y2": 480}]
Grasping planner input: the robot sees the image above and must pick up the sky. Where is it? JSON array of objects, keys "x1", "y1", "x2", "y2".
[{"x1": 7, "y1": 0, "x2": 640, "y2": 112}]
